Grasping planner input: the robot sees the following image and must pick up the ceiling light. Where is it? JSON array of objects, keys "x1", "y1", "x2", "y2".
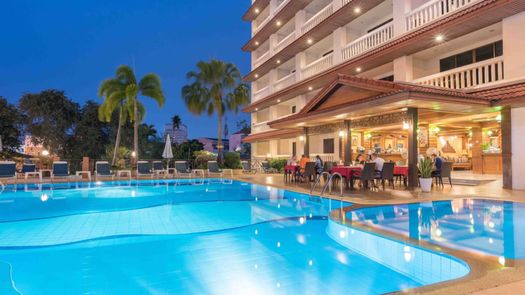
[
  {"x1": 403, "y1": 121, "x2": 409, "y2": 130},
  {"x1": 254, "y1": 74, "x2": 259, "y2": 78},
  {"x1": 356, "y1": 67, "x2": 362, "y2": 72},
  {"x1": 277, "y1": 99, "x2": 281, "y2": 103},
  {"x1": 276, "y1": 20, "x2": 281, "y2": 26},
  {"x1": 308, "y1": 86, "x2": 313, "y2": 91},
  {"x1": 255, "y1": 41, "x2": 259, "y2": 46},
  {"x1": 254, "y1": 8, "x2": 260, "y2": 14},
  {"x1": 276, "y1": 59, "x2": 281, "y2": 64},
  {"x1": 307, "y1": 38, "x2": 313, "y2": 44},
  {"x1": 255, "y1": 108, "x2": 259, "y2": 111},
  {"x1": 354, "y1": 7, "x2": 361, "y2": 13},
  {"x1": 435, "y1": 35, "x2": 444, "y2": 42}
]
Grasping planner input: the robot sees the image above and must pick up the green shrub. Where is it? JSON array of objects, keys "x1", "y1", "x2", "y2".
[
  {"x1": 418, "y1": 157, "x2": 433, "y2": 178},
  {"x1": 194, "y1": 150, "x2": 216, "y2": 169},
  {"x1": 224, "y1": 152, "x2": 241, "y2": 169},
  {"x1": 268, "y1": 158, "x2": 287, "y2": 172}
]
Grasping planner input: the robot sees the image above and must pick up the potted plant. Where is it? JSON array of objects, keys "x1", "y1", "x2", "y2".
[{"x1": 418, "y1": 157, "x2": 433, "y2": 192}]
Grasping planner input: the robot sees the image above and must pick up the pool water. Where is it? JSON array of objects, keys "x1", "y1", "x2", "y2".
[
  {"x1": 0, "y1": 180, "x2": 468, "y2": 294},
  {"x1": 349, "y1": 199, "x2": 525, "y2": 261}
]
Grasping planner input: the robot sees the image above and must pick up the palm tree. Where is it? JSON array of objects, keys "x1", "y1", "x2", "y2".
[
  {"x1": 99, "y1": 65, "x2": 165, "y2": 162},
  {"x1": 172, "y1": 115, "x2": 182, "y2": 130},
  {"x1": 182, "y1": 59, "x2": 249, "y2": 162}
]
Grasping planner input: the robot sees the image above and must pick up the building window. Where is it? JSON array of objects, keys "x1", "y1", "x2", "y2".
[
  {"x1": 323, "y1": 138, "x2": 334, "y2": 154},
  {"x1": 367, "y1": 18, "x2": 393, "y2": 33},
  {"x1": 439, "y1": 40, "x2": 503, "y2": 72},
  {"x1": 291, "y1": 105, "x2": 296, "y2": 113}
]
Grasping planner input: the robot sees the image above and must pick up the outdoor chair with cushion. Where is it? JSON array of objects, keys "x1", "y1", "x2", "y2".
[
  {"x1": 301, "y1": 162, "x2": 317, "y2": 184},
  {"x1": 241, "y1": 161, "x2": 257, "y2": 174},
  {"x1": 434, "y1": 161, "x2": 453, "y2": 187},
  {"x1": 207, "y1": 161, "x2": 223, "y2": 178},
  {"x1": 152, "y1": 161, "x2": 168, "y2": 178},
  {"x1": 0, "y1": 161, "x2": 17, "y2": 184},
  {"x1": 175, "y1": 161, "x2": 193, "y2": 178},
  {"x1": 375, "y1": 162, "x2": 395, "y2": 190},
  {"x1": 137, "y1": 161, "x2": 154, "y2": 179},
  {"x1": 51, "y1": 161, "x2": 70, "y2": 182},
  {"x1": 95, "y1": 161, "x2": 114, "y2": 181},
  {"x1": 352, "y1": 162, "x2": 376, "y2": 190}
]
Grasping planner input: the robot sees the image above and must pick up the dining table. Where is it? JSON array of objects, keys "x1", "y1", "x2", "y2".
[{"x1": 330, "y1": 165, "x2": 409, "y2": 189}]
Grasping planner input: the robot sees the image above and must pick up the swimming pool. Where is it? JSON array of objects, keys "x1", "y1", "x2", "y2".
[
  {"x1": 0, "y1": 180, "x2": 469, "y2": 294},
  {"x1": 348, "y1": 199, "x2": 525, "y2": 263}
]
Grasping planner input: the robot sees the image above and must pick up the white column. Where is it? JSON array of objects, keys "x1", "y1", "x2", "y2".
[
  {"x1": 269, "y1": 0, "x2": 278, "y2": 15},
  {"x1": 393, "y1": 55, "x2": 413, "y2": 82},
  {"x1": 392, "y1": 0, "x2": 411, "y2": 36},
  {"x1": 333, "y1": 27, "x2": 347, "y2": 65},
  {"x1": 503, "y1": 12, "x2": 525, "y2": 80},
  {"x1": 268, "y1": 69, "x2": 278, "y2": 94},
  {"x1": 269, "y1": 34, "x2": 278, "y2": 55},
  {"x1": 295, "y1": 10, "x2": 306, "y2": 38},
  {"x1": 511, "y1": 107, "x2": 525, "y2": 190},
  {"x1": 295, "y1": 52, "x2": 306, "y2": 81},
  {"x1": 332, "y1": 0, "x2": 343, "y2": 11},
  {"x1": 269, "y1": 139, "x2": 279, "y2": 157}
]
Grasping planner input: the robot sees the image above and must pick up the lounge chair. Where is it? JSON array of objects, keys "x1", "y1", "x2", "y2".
[
  {"x1": 261, "y1": 161, "x2": 277, "y2": 173},
  {"x1": 95, "y1": 161, "x2": 114, "y2": 181},
  {"x1": 207, "y1": 161, "x2": 223, "y2": 178},
  {"x1": 152, "y1": 161, "x2": 168, "y2": 178},
  {"x1": 0, "y1": 161, "x2": 17, "y2": 184},
  {"x1": 51, "y1": 161, "x2": 70, "y2": 182},
  {"x1": 241, "y1": 161, "x2": 256, "y2": 174},
  {"x1": 175, "y1": 161, "x2": 193, "y2": 178},
  {"x1": 137, "y1": 161, "x2": 154, "y2": 179}
]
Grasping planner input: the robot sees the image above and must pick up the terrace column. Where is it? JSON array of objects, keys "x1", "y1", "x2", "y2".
[
  {"x1": 501, "y1": 107, "x2": 512, "y2": 189},
  {"x1": 294, "y1": 10, "x2": 306, "y2": 39},
  {"x1": 502, "y1": 11, "x2": 525, "y2": 79},
  {"x1": 295, "y1": 51, "x2": 306, "y2": 81},
  {"x1": 392, "y1": 0, "x2": 412, "y2": 36},
  {"x1": 344, "y1": 120, "x2": 352, "y2": 165},
  {"x1": 304, "y1": 127, "x2": 310, "y2": 157},
  {"x1": 511, "y1": 107, "x2": 525, "y2": 190},
  {"x1": 332, "y1": 27, "x2": 347, "y2": 65},
  {"x1": 393, "y1": 56, "x2": 413, "y2": 82},
  {"x1": 269, "y1": 0, "x2": 278, "y2": 15},
  {"x1": 407, "y1": 107, "x2": 418, "y2": 188}
]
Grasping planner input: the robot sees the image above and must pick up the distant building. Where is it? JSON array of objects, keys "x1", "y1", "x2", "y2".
[
  {"x1": 163, "y1": 124, "x2": 188, "y2": 144},
  {"x1": 197, "y1": 137, "x2": 229, "y2": 154},
  {"x1": 23, "y1": 135, "x2": 45, "y2": 157},
  {"x1": 229, "y1": 130, "x2": 250, "y2": 159}
]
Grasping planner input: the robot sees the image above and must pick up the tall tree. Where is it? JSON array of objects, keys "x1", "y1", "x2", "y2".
[
  {"x1": 19, "y1": 90, "x2": 80, "y2": 157},
  {"x1": 0, "y1": 97, "x2": 23, "y2": 156},
  {"x1": 182, "y1": 59, "x2": 249, "y2": 162},
  {"x1": 171, "y1": 115, "x2": 182, "y2": 129},
  {"x1": 67, "y1": 101, "x2": 111, "y2": 159},
  {"x1": 99, "y1": 65, "x2": 165, "y2": 161}
]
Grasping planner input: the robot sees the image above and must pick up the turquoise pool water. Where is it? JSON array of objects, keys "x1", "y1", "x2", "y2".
[
  {"x1": 349, "y1": 199, "x2": 525, "y2": 262},
  {"x1": 0, "y1": 180, "x2": 468, "y2": 294}
]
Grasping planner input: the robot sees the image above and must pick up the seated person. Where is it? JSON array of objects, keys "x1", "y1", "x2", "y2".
[
  {"x1": 299, "y1": 154, "x2": 310, "y2": 172},
  {"x1": 370, "y1": 153, "x2": 385, "y2": 173},
  {"x1": 431, "y1": 153, "x2": 444, "y2": 176},
  {"x1": 355, "y1": 154, "x2": 365, "y2": 165},
  {"x1": 286, "y1": 155, "x2": 297, "y2": 166},
  {"x1": 314, "y1": 155, "x2": 324, "y2": 174}
]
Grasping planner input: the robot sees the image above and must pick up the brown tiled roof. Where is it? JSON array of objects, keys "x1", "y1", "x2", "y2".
[{"x1": 469, "y1": 81, "x2": 525, "y2": 101}]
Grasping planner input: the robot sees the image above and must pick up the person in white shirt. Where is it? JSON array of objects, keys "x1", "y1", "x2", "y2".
[{"x1": 370, "y1": 153, "x2": 385, "y2": 172}]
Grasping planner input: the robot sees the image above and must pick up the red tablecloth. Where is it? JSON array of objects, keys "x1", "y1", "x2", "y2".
[
  {"x1": 394, "y1": 166, "x2": 408, "y2": 177},
  {"x1": 330, "y1": 166, "x2": 362, "y2": 179},
  {"x1": 284, "y1": 165, "x2": 300, "y2": 173}
]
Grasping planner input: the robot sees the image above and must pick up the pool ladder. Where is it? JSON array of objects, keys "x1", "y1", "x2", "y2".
[
  {"x1": 0, "y1": 180, "x2": 4, "y2": 194},
  {"x1": 310, "y1": 172, "x2": 344, "y2": 198}
]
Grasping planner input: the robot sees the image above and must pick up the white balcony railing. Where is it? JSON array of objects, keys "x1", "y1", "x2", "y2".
[
  {"x1": 252, "y1": 121, "x2": 272, "y2": 133},
  {"x1": 301, "y1": 3, "x2": 334, "y2": 35},
  {"x1": 341, "y1": 0, "x2": 353, "y2": 6},
  {"x1": 254, "y1": 51, "x2": 271, "y2": 68},
  {"x1": 405, "y1": 0, "x2": 480, "y2": 32},
  {"x1": 302, "y1": 53, "x2": 334, "y2": 79},
  {"x1": 274, "y1": 72, "x2": 296, "y2": 92},
  {"x1": 252, "y1": 86, "x2": 271, "y2": 102},
  {"x1": 274, "y1": 32, "x2": 295, "y2": 53},
  {"x1": 342, "y1": 22, "x2": 394, "y2": 62},
  {"x1": 253, "y1": 14, "x2": 271, "y2": 35},
  {"x1": 412, "y1": 57, "x2": 504, "y2": 89}
]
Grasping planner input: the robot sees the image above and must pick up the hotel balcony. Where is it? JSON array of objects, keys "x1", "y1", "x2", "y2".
[
  {"x1": 412, "y1": 56, "x2": 504, "y2": 90},
  {"x1": 405, "y1": 0, "x2": 481, "y2": 32}
]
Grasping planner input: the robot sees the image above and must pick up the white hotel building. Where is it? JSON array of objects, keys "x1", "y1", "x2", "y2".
[{"x1": 241, "y1": 0, "x2": 525, "y2": 190}]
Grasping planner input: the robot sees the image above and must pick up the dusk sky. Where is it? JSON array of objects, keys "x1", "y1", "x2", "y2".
[{"x1": 0, "y1": 0, "x2": 251, "y2": 138}]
